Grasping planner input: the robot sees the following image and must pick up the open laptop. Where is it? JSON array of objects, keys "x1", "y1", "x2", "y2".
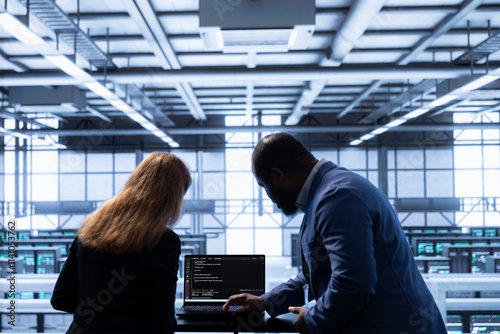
[{"x1": 176, "y1": 254, "x2": 265, "y2": 318}]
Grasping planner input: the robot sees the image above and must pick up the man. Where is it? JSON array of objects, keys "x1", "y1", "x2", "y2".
[{"x1": 223, "y1": 133, "x2": 446, "y2": 334}]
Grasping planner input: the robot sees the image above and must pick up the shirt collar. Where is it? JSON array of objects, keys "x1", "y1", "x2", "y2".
[{"x1": 295, "y1": 158, "x2": 328, "y2": 212}]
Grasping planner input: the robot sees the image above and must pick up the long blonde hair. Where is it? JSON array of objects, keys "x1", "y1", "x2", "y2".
[{"x1": 78, "y1": 153, "x2": 191, "y2": 254}]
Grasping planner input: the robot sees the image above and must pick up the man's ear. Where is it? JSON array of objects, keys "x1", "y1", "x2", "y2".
[{"x1": 270, "y1": 168, "x2": 287, "y2": 186}]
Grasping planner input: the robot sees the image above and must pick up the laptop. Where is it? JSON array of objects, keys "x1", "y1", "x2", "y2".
[{"x1": 176, "y1": 254, "x2": 265, "y2": 318}]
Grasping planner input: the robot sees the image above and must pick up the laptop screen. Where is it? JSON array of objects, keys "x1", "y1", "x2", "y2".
[{"x1": 184, "y1": 255, "x2": 265, "y2": 303}]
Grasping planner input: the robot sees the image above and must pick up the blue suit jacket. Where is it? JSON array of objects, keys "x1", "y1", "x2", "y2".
[{"x1": 262, "y1": 162, "x2": 446, "y2": 334}]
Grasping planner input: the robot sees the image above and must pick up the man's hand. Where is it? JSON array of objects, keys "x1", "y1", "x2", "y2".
[
  {"x1": 289, "y1": 306, "x2": 311, "y2": 334},
  {"x1": 223, "y1": 293, "x2": 266, "y2": 314}
]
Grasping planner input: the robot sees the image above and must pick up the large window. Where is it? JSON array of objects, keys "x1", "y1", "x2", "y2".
[{"x1": 2, "y1": 112, "x2": 499, "y2": 255}]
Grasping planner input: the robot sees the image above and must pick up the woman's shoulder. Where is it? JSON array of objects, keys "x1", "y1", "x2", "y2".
[{"x1": 156, "y1": 228, "x2": 181, "y2": 249}]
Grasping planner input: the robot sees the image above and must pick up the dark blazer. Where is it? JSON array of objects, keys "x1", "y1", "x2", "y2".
[
  {"x1": 51, "y1": 230, "x2": 181, "y2": 334},
  {"x1": 262, "y1": 162, "x2": 447, "y2": 334}
]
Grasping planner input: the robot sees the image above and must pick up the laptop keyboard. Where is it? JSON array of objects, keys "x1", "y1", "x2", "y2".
[{"x1": 184, "y1": 305, "x2": 243, "y2": 312}]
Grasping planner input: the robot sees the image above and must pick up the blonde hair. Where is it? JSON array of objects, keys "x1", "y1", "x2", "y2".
[{"x1": 78, "y1": 153, "x2": 191, "y2": 254}]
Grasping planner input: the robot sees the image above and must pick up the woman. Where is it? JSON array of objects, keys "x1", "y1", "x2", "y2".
[{"x1": 51, "y1": 153, "x2": 191, "y2": 334}]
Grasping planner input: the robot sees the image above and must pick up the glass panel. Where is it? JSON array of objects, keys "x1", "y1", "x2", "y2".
[
  {"x1": 368, "y1": 149, "x2": 378, "y2": 170},
  {"x1": 87, "y1": 153, "x2": 113, "y2": 172},
  {"x1": 114, "y1": 173, "x2": 131, "y2": 195},
  {"x1": 388, "y1": 149, "x2": 395, "y2": 169},
  {"x1": 59, "y1": 151, "x2": 85, "y2": 173},
  {"x1": 311, "y1": 150, "x2": 337, "y2": 162},
  {"x1": 483, "y1": 129, "x2": 500, "y2": 141},
  {"x1": 226, "y1": 149, "x2": 252, "y2": 171},
  {"x1": 426, "y1": 171, "x2": 453, "y2": 198},
  {"x1": 485, "y1": 212, "x2": 500, "y2": 227},
  {"x1": 483, "y1": 146, "x2": 500, "y2": 168},
  {"x1": 397, "y1": 171, "x2": 424, "y2": 198},
  {"x1": 4, "y1": 151, "x2": 15, "y2": 173},
  {"x1": 353, "y1": 171, "x2": 367, "y2": 178},
  {"x1": 176, "y1": 152, "x2": 197, "y2": 171},
  {"x1": 227, "y1": 213, "x2": 253, "y2": 228},
  {"x1": 396, "y1": 149, "x2": 424, "y2": 169},
  {"x1": 484, "y1": 170, "x2": 500, "y2": 197},
  {"x1": 255, "y1": 229, "x2": 282, "y2": 255},
  {"x1": 399, "y1": 213, "x2": 424, "y2": 226},
  {"x1": 368, "y1": 171, "x2": 378, "y2": 189},
  {"x1": 425, "y1": 148, "x2": 453, "y2": 169},
  {"x1": 454, "y1": 129, "x2": 482, "y2": 141},
  {"x1": 87, "y1": 174, "x2": 113, "y2": 201},
  {"x1": 455, "y1": 170, "x2": 482, "y2": 197},
  {"x1": 426, "y1": 212, "x2": 454, "y2": 226},
  {"x1": 226, "y1": 229, "x2": 254, "y2": 254},
  {"x1": 32, "y1": 175, "x2": 58, "y2": 201},
  {"x1": 4, "y1": 174, "x2": 15, "y2": 202},
  {"x1": 202, "y1": 151, "x2": 224, "y2": 171},
  {"x1": 261, "y1": 115, "x2": 281, "y2": 126},
  {"x1": 31, "y1": 215, "x2": 58, "y2": 229},
  {"x1": 255, "y1": 213, "x2": 281, "y2": 228},
  {"x1": 455, "y1": 212, "x2": 483, "y2": 226},
  {"x1": 0, "y1": 150, "x2": 4, "y2": 174},
  {"x1": 387, "y1": 171, "x2": 396, "y2": 198},
  {"x1": 114, "y1": 153, "x2": 136, "y2": 172},
  {"x1": 60, "y1": 174, "x2": 85, "y2": 201},
  {"x1": 454, "y1": 146, "x2": 482, "y2": 169},
  {"x1": 339, "y1": 148, "x2": 366, "y2": 170},
  {"x1": 202, "y1": 173, "x2": 225, "y2": 199},
  {"x1": 227, "y1": 173, "x2": 254, "y2": 199},
  {"x1": 32, "y1": 151, "x2": 58, "y2": 173}
]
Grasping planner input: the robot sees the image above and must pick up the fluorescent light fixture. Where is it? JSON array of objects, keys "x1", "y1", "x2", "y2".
[
  {"x1": 165, "y1": 139, "x2": 179, "y2": 148},
  {"x1": 459, "y1": 74, "x2": 499, "y2": 92},
  {"x1": 360, "y1": 134, "x2": 375, "y2": 141},
  {"x1": 350, "y1": 139, "x2": 363, "y2": 146},
  {"x1": 83, "y1": 82, "x2": 117, "y2": 101},
  {"x1": 285, "y1": 114, "x2": 301, "y2": 126},
  {"x1": 152, "y1": 129, "x2": 166, "y2": 137},
  {"x1": 0, "y1": 12, "x2": 45, "y2": 44},
  {"x1": 402, "y1": 107, "x2": 429, "y2": 120},
  {"x1": 371, "y1": 127, "x2": 389, "y2": 135},
  {"x1": 386, "y1": 119, "x2": 407, "y2": 128},
  {"x1": 142, "y1": 122, "x2": 159, "y2": 131},
  {"x1": 428, "y1": 94, "x2": 459, "y2": 108},
  {"x1": 215, "y1": 30, "x2": 224, "y2": 49},
  {"x1": 109, "y1": 99, "x2": 134, "y2": 114},
  {"x1": 288, "y1": 29, "x2": 299, "y2": 48},
  {"x1": 128, "y1": 113, "x2": 148, "y2": 124},
  {"x1": 45, "y1": 55, "x2": 92, "y2": 81}
]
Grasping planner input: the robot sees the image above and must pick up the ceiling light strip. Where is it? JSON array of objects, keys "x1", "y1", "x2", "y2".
[
  {"x1": 0, "y1": 11, "x2": 178, "y2": 148},
  {"x1": 350, "y1": 71, "x2": 500, "y2": 146}
]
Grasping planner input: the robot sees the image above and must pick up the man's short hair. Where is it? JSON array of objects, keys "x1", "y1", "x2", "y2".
[{"x1": 252, "y1": 133, "x2": 316, "y2": 181}]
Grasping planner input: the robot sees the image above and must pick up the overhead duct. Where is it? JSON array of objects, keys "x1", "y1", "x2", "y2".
[
  {"x1": 0, "y1": 66, "x2": 476, "y2": 87},
  {"x1": 199, "y1": 0, "x2": 315, "y2": 53},
  {"x1": 9, "y1": 86, "x2": 86, "y2": 111}
]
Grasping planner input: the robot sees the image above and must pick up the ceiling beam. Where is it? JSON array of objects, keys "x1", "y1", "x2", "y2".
[
  {"x1": 286, "y1": 0, "x2": 385, "y2": 126},
  {"x1": 338, "y1": 0, "x2": 488, "y2": 122},
  {"x1": 337, "y1": 80, "x2": 383, "y2": 119},
  {"x1": 122, "y1": 0, "x2": 205, "y2": 121},
  {"x1": 14, "y1": 123, "x2": 500, "y2": 137},
  {"x1": 0, "y1": 49, "x2": 27, "y2": 73},
  {"x1": 0, "y1": 66, "x2": 478, "y2": 87},
  {"x1": 397, "y1": 0, "x2": 487, "y2": 65},
  {"x1": 359, "y1": 79, "x2": 438, "y2": 124}
]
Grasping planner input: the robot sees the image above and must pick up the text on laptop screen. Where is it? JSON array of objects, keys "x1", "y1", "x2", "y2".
[{"x1": 184, "y1": 255, "x2": 265, "y2": 302}]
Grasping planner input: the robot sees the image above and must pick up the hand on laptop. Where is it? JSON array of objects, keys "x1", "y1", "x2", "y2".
[
  {"x1": 289, "y1": 306, "x2": 311, "y2": 334},
  {"x1": 223, "y1": 293, "x2": 266, "y2": 314}
]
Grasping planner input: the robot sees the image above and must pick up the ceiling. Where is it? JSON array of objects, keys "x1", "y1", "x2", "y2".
[{"x1": 1, "y1": 0, "x2": 500, "y2": 150}]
